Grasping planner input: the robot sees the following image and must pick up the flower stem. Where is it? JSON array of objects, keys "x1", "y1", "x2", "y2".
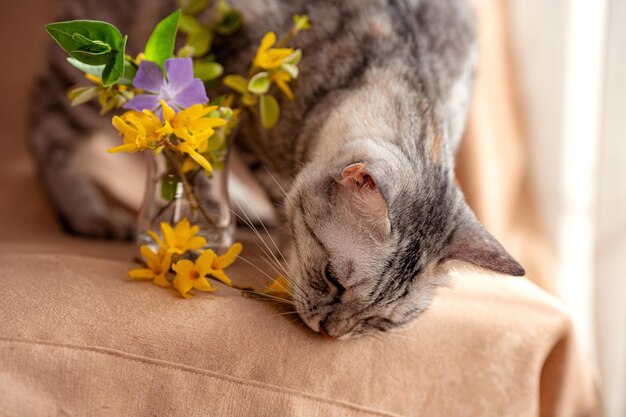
[
  {"x1": 277, "y1": 29, "x2": 296, "y2": 48},
  {"x1": 163, "y1": 149, "x2": 217, "y2": 231}
]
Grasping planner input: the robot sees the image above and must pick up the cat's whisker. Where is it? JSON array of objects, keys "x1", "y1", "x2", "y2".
[
  {"x1": 381, "y1": 331, "x2": 418, "y2": 342},
  {"x1": 232, "y1": 199, "x2": 292, "y2": 278},
  {"x1": 263, "y1": 165, "x2": 288, "y2": 198},
  {"x1": 255, "y1": 249, "x2": 310, "y2": 300},
  {"x1": 238, "y1": 287, "x2": 295, "y2": 305},
  {"x1": 236, "y1": 254, "x2": 306, "y2": 300},
  {"x1": 368, "y1": 333, "x2": 419, "y2": 366},
  {"x1": 232, "y1": 211, "x2": 296, "y2": 289},
  {"x1": 268, "y1": 310, "x2": 300, "y2": 318},
  {"x1": 238, "y1": 249, "x2": 308, "y2": 302},
  {"x1": 257, "y1": 244, "x2": 292, "y2": 280},
  {"x1": 235, "y1": 193, "x2": 293, "y2": 269},
  {"x1": 237, "y1": 254, "x2": 277, "y2": 281},
  {"x1": 238, "y1": 197, "x2": 296, "y2": 279},
  {"x1": 230, "y1": 200, "x2": 309, "y2": 299},
  {"x1": 257, "y1": 253, "x2": 309, "y2": 301}
]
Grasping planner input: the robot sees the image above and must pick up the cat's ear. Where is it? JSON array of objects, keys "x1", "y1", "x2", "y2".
[
  {"x1": 443, "y1": 214, "x2": 525, "y2": 276},
  {"x1": 337, "y1": 163, "x2": 391, "y2": 238}
]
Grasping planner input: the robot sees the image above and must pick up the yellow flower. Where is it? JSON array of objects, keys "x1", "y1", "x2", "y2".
[
  {"x1": 208, "y1": 242, "x2": 243, "y2": 286},
  {"x1": 171, "y1": 242, "x2": 243, "y2": 298},
  {"x1": 160, "y1": 100, "x2": 226, "y2": 172},
  {"x1": 272, "y1": 71, "x2": 295, "y2": 101},
  {"x1": 160, "y1": 100, "x2": 226, "y2": 143},
  {"x1": 293, "y1": 15, "x2": 311, "y2": 32},
  {"x1": 109, "y1": 109, "x2": 165, "y2": 153},
  {"x1": 172, "y1": 250, "x2": 220, "y2": 298},
  {"x1": 263, "y1": 274, "x2": 292, "y2": 300},
  {"x1": 85, "y1": 73, "x2": 102, "y2": 85},
  {"x1": 181, "y1": 157, "x2": 198, "y2": 174},
  {"x1": 178, "y1": 142, "x2": 214, "y2": 172},
  {"x1": 128, "y1": 245, "x2": 172, "y2": 287},
  {"x1": 253, "y1": 32, "x2": 294, "y2": 70},
  {"x1": 148, "y1": 218, "x2": 207, "y2": 255}
]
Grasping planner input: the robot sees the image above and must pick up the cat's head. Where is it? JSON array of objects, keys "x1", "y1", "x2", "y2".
[{"x1": 285, "y1": 139, "x2": 524, "y2": 339}]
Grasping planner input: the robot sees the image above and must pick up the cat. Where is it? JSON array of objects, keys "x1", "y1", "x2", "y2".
[{"x1": 31, "y1": 0, "x2": 524, "y2": 339}]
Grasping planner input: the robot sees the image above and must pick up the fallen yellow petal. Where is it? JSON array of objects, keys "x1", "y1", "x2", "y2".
[{"x1": 263, "y1": 275, "x2": 292, "y2": 300}]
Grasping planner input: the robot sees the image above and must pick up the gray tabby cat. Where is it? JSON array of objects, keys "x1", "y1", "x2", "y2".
[{"x1": 32, "y1": 0, "x2": 524, "y2": 339}]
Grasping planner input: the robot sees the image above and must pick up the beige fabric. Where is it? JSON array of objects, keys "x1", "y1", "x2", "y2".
[
  {"x1": 0, "y1": 246, "x2": 598, "y2": 417},
  {"x1": 0, "y1": 0, "x2": 600, "y2": 416}
]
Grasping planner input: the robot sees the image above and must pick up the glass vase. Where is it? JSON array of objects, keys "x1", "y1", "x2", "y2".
[{"x1": 136, "y1": 144, "x2": 235, "y2": 252}]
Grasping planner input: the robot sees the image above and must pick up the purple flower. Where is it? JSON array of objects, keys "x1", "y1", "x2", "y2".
[{"x1": 124, "y1": 58, "x2": 208, "y2": 114}]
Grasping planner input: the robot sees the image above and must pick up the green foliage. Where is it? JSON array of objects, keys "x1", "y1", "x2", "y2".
[
  {"x1": 215, "y1": 10, "x2": 243, "y2": 36},
  {"x1": 214, "y1": 0, "x2": 243, "y2": 35},
  {"x1": 248, "y1": 72, "x2": 270, "y2": 95},
  {"x1": 179, "y1": 15, "x2": 204, "y2": 35},
  {"x1": 66, "y1": 57, "x2": 104, "y2": 77},
  {"x1": 193, "y1": 61, "x2": 223, "y2": 81},
  {"x1": 144, "y1": 10, "x2": 181, "y2": 68},
  {"x1": 179, "y1": 0, "x2": 211, "y2": 15},
  {"x1": 259, "y1": 95, "x2": 279, "y2": 128},
  {"x1": 120, "y1": 60, "x2": 137, "y2": 85},
  {"x1": 101, "y1": 36, "x2": 127, "y2": 86},
  {"x1": 223, "y1": 75, "x2": 247, "y2": 94},
  {"x1": 161, "y1": 174, "x2": 180, "y2": 201},
  {"x1": 187, "y1": 29, "x2": 212, "y2": 57},
  {"x1": 45, "y1": 20, "x2": 126, "y2": 86}
]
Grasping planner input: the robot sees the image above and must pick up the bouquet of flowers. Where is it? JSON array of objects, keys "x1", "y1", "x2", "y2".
[{"x1": 44, "y1": 1, "x2": 307, "y2": 298}]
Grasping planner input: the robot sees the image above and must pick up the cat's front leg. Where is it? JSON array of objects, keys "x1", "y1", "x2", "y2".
[{"x1": 31, "y1": 79, "x2": 136, "y2": 239}]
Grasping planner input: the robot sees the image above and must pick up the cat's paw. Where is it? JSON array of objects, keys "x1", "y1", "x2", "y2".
[{"x1": 61, "y1": 207, "x2": 135, "y2": 240}]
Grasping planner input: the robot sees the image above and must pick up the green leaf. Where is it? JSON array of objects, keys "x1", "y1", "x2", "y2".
[
  {"x1": 179, "y1": 0, "x2": 211, "y2": 15},
  {"x1": 45, "y1": 20, "x2": 123, "y2": 64},
  {"x1": 241, "y1": 92, "x2": 258, "y2": 107},
  {"x1": 209, "y1": 95, "x2": 227, "y2": 106},
  {"x1": 260, "y1": 94, "x2": 279, "y2": 128},
  {"x1": 161, "y1": 174, "x2": 180, "y2": 201},
  {"x1": 119, "y1": 59, "x2": 137, "y2": 85},
  {"x1": 45, "y1": 20, "x2": 126, "y2": 86},
  {"x1": 223, "y1": 74, "x2": 247, "y2": 94},
  {"x1": 179, "y1": 14, "x2": 204, "y2": 35},
  {"x1": 281, "y1": 63, "x2": 298, "y2": 79},
  {"x1": 215, "y1": 9, "x2": 243, "y2": 36},
  {"x1": 71, "y1": 34, "x2": 112, "y2": 64},
  {"x1": 187, "y1": 29, "x2": 211, "y2": 57},
  {"x1": 101, "y1": 35, "x2": 127, "y2": 86},
  {"x1": 248, "y1": 72, "x2": 270, "y2": 95},
  {"x1": 66, "y1": 57, "x2": 105, "y2": 77},
  {"x1": 177, "y1": 45, "x2": 195, "y2": 58},
  {"x1": 193, "y1": 61, "x2": 223, "y2": 81},
  {"x1": 206, "y1": 132, "x2": 225, "y2": 152},
  {"x1": 285, "y1": 49, "x2": 302, "y2": 65},
  {"x1": 144, "y1": 10, "x2": 181, "y2": 68}
]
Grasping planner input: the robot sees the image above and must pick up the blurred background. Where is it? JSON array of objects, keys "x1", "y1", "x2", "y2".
[
  {"x1": 465, "y1": 1, "x2": 625, "y2": 415},
  {"x1": 506, "y1": 1, "x2": 625, "y2": 416},
  {"x1": 0, "y1": 0, "x2": 623, "y2": 415}
]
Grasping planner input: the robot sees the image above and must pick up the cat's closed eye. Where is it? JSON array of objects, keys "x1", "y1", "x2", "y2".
[
  {"x1": 365, "y1": 317, "x2": 396, "y2": 332},
  {"x1": 324, "y1": 263, "x2": 345, "y2": 296}
]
